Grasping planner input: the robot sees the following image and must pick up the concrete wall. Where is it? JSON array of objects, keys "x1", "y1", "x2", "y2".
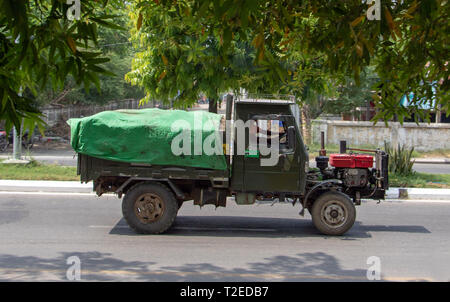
[{"x1": 312, "y1": 120, "x2": 450, "y2": 151}]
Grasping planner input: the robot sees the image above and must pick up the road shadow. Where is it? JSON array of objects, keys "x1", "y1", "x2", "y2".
[
  {"x1": 359, "y1": 225, "x2": 431, "y2": 234},
  {"x1": 0, "y1": 251, "x2": 408, "y2": 281},
  {"x1": 154, "y1": 251, "x2": 373, "y2": 281},
  {"x1": 0, "y1": 251, "x2": 156, "y2": 281},
  {"x1": 109, "y1": 216, "x2": 430, "y2": 239}
]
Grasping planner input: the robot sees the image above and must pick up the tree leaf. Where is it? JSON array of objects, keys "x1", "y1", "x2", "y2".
[
  {"x1": 350, "y1": 15, "x2": 365, "y2": 27},
  {"x1": 158, "y1": 70, "x2": 167, "y2": 82},
  {"x1": 137, "y1": 13, "x2": 143, "y2": 30},
  {"x1": 67, "y1": 36, "x2": 77, "y2": 54},
  {"x1": 162, "y1": 54, "x2": 168, "y2": 66}
]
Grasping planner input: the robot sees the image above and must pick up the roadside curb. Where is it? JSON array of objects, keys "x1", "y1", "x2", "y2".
[
  {"x1": 0, "y1": 180, "x2": 92, "y2": 193},
  {"x1": 412, "y1": 158, "x2": 450, "y2": 164},
  {"x1": 0, "y1": 180, "x2": 449, "y2": 200},
  {"x1": 386, "y1": 188, "x2": 450, "y2": 200}
]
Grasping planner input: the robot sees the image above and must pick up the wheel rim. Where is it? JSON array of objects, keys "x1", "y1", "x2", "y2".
[
  {"x1": 320, "y1": 200, "x2": 347, "y2": 228},
  {"x1": 134, "y1": 193, "x2": 165, "y2": 224}
]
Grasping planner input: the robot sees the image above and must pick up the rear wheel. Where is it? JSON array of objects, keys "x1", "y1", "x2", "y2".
[
  {"x1": 122, "y1": 182, "x2": 178, "y2": 234},
  {"x1": 311, "y1": 191, "x2": 356, "y2": 236}
]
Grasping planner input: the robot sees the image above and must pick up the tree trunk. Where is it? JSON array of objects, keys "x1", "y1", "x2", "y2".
[
  {"x1": 301, "y1": 104, "x2": 312, "y2": 145},
  {"x1": 208, "y1": 97, "x2": 218, "y2": 113},
  {"x1": 50, "y1": 87, "x2": 72, "y2": 108},
  {"x1": 366, "y1": 100, "x2": 371, "y2": 121}
]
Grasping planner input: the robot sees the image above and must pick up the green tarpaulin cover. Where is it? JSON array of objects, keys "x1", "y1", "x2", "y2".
[{"x1": 67, "y1": 108, "x2": 227, "y2": 170}]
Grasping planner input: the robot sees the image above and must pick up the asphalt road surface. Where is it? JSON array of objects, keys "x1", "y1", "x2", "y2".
[
  {"x1": 0, "y1": 149, "x2": 78, "y2": 167},
  {"x1": 412, "y1": 163, "x2": 450, "y2": 174},
  {"x1": 0, "y1": 192, "x2": 449, "y2": 281}
]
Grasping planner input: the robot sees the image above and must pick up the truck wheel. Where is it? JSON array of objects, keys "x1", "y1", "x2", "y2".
[
  {"x1": 311, "y1": 191, "x2": 356, "y2": 236},
  {"x1": 122, "y1": 182, "x2": 178, "y2": 234}
]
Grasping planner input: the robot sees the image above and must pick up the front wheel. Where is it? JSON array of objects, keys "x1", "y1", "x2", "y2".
[
  {"x1": 311, "y1": 191, "x2": 356, "y2": 236},
  {"x1": 122, "y1": 182, "x2": 178, "y2": 234}
]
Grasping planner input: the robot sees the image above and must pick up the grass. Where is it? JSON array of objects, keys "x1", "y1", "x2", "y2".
[
  {"x1": 0, "y1": 159, "x2": 78, "y2": 181},
  {"x1": 411, "y1": 149, "x2": 450, "y2": 158},
  {"x1": 389, "y1": 172, "x2": 450, "y2": 189}
]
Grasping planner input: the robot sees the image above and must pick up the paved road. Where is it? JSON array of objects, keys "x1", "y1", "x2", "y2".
[
  {"x1": 0, "y1": 192, "x2": 449, "y2": 281},
  {"x1": 412, "y1": 163, "x2": 450, "y2": 174},
  {"x1": 0, "y1": 149, "x2": 78, "y2": 166}
]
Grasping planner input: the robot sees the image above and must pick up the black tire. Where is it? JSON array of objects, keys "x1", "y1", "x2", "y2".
[
  {"x1": 122, "y1": 182, "x2": 178, "y2": 234},
  {"x1": 0, "y1": 140, "x2": 8, "y2": 152},
  {"x1": 22, "y1": 141, "x2": 33, "y2": 150},
  {"x1": 311, "y1": 191, "x2": 356, "y2": 236}
]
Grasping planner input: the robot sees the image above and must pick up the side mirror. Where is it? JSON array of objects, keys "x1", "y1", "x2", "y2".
[{"x1": 287, "y1": 126, "x2": 296, "y2": 150}]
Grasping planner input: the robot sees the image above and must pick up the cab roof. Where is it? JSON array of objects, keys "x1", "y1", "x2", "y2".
[{"x1": 235, "y1": 98, "x2": 296, "y2": 105}]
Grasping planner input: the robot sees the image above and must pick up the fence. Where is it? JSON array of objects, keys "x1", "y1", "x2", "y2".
[
  {"x1": 312, "y1": 119, "x2": 450, "y2": 151},
  {"x1": 41, "y1": 99, "x2": 156, "y2": 126}
]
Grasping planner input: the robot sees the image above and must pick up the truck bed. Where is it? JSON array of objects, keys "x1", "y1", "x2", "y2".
[{"x1": 77, "y1": 153, "x2": 229, "y2": 184}]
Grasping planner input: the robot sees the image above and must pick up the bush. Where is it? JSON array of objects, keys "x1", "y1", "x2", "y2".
[{"x1": 384, "y1": 141, "x2": 415, "y2": 176}]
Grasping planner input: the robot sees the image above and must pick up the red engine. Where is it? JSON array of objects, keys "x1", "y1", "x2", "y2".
[
  {"x1": 327, "y1": 154, "x2": 374, "y2": 188},
  {"x1": 329, "y1": 154, "x2": 373, "y2": 168},
  {"x1": 313, "y1": 146, "x2": 389, "y2": 203}
]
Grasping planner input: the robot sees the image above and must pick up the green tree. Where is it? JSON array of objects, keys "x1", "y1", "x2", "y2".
[
  {"x1": 139, "y1": 0, "x2": 449, "y2": 121},
  {"x1": 280, "y1": 51, "x2": 340, "y2": 144},
  {"x1": 35, "y1": 8, "x2": 144, "y2": 107},
  {"x1": 3, "y1": 0, "x2": 449, "y2": 131},
  {"x1": 125, "y1": 3, "x2": 274, "y2": 112},
  {"x1": 0, "y1": 0, "x2": 123, "y2": 132},
  {"x1": 324, "y1": 67, "x2": 379, "y2": 119}
]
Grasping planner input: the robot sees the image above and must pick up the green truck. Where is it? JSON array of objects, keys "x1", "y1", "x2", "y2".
[{"x1": 73, "y1": 96, "x2": 389, "y2": 236}]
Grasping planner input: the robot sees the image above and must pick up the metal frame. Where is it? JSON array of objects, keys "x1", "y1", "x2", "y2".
[
  {"x1": 114, "y1": 177, "x2": 186, "y2": 199},
  {"x1": 300, "y1": 179, "x2": 343, "y2": 216}
]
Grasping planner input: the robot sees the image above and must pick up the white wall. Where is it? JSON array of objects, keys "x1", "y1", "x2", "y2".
[{"x1": 312, "y1": 120, "x2": 450, "y2": 151}]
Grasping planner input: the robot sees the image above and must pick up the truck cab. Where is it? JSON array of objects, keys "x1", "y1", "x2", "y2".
[{"x1": 230, "y1": 98, "x2": 308, "y2": 202}]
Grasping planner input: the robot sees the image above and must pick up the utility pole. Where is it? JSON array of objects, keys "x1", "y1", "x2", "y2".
[
  {"x1": 12, "y1": 126, "x2": 22, "y2": 160},
  {"x1": 12, "y1": 88, "x2": 23, "y2": 160},
  {"x1": 436, "y1": 104, "x2": 442, "y2": 123},
  {"x1": 7, "y1": 33, "x2": 27, "y2": 163}
]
